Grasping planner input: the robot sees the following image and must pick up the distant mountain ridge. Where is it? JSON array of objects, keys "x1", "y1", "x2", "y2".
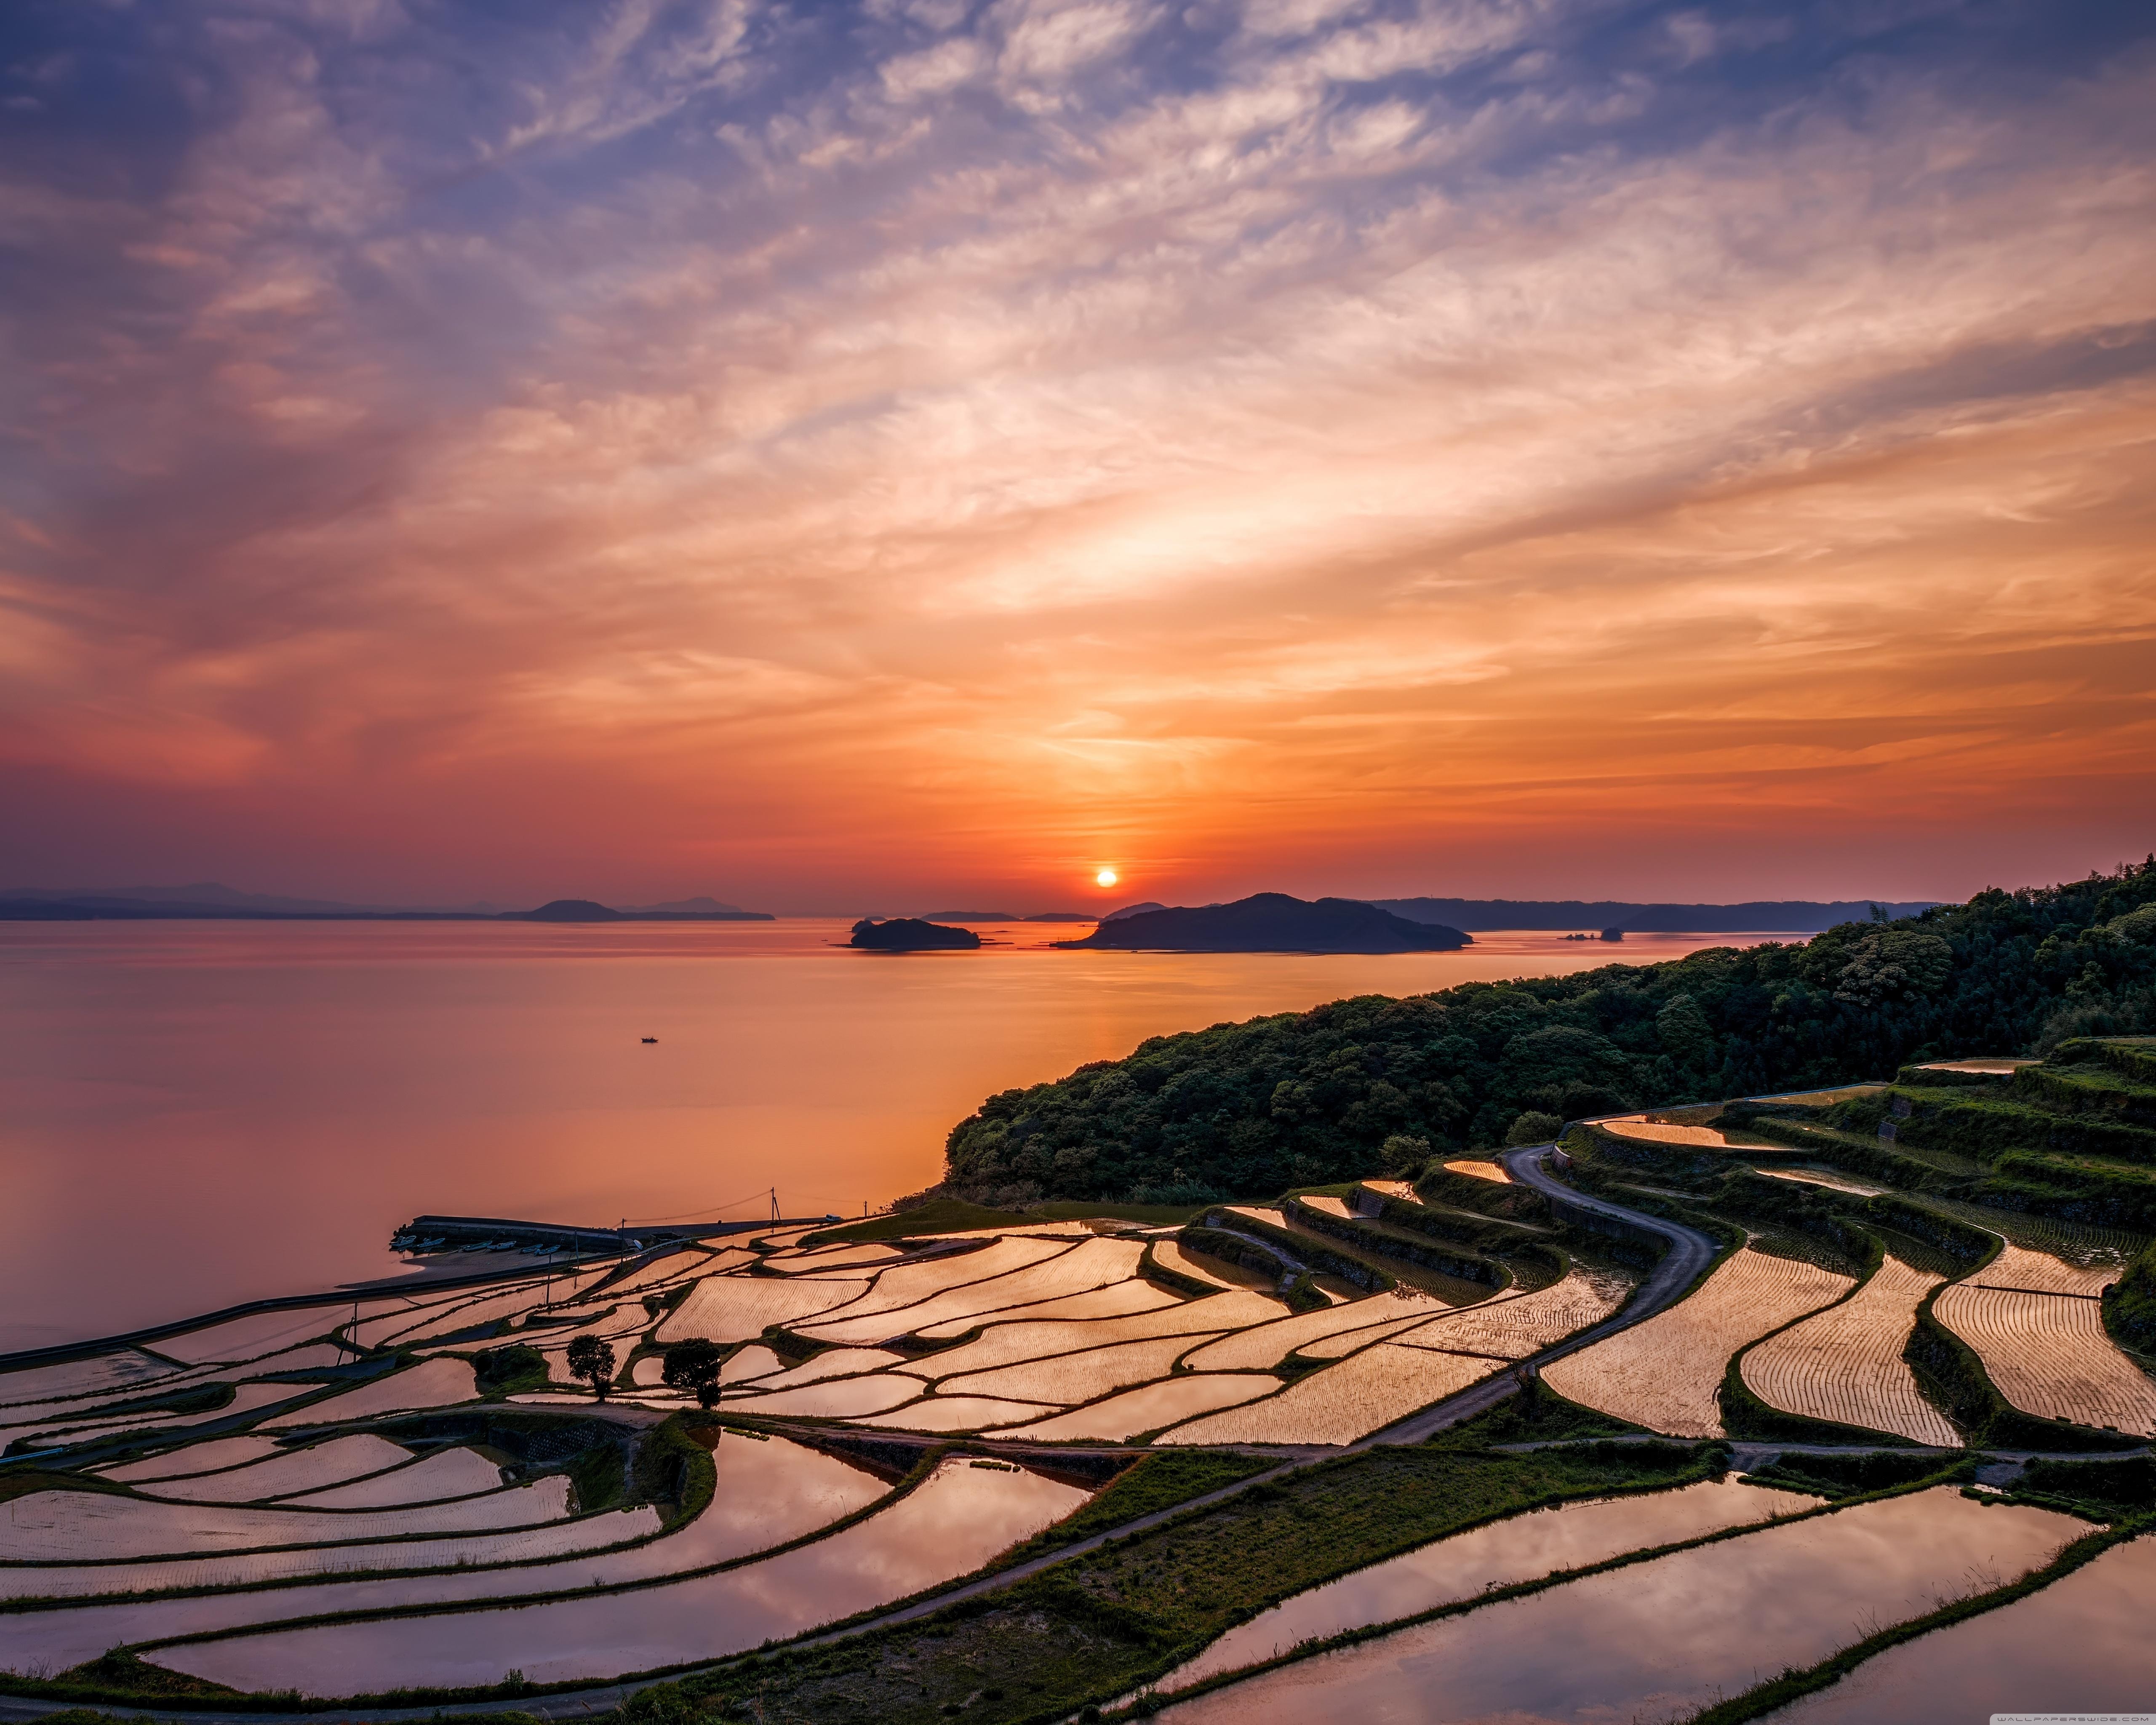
[
  {"x1": 1371, "y1": 897, "x2": 1940, "y2": 932},
  {"x1": 0, "y1": 885, "x2": 774, "y2": 922}
]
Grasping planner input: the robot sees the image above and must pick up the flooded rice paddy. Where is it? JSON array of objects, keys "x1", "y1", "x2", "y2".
[
  {"x1": 152, "y1": 1458, "x2": 1091, "y2": 1693},
  {"x1": 1159, "y1": 1490, "x2": 2084, "y2": 1724},
  {"x1": 1160, "y1": 1477, "x2": 1822, "y2": 1692},
  {"x1": 1759, "y1": 1533, "x2": 2156, "y2": 1723},
  {"x1": 0, "y1": 1429, "x2": 891, "y2": 1672}
]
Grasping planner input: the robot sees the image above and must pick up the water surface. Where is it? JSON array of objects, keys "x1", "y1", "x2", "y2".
[
  {"x1": 1159, "y1": 1489, "x2": 2082, "y2": 1725},
  {"x1": 1760, "y1": 1533, "x2": 2156, "y2": 1723},
  {"x1": 1161, "y1": 1477, "x2": 1820, "y2": 1691},
  {"x1": 1, "y1": 920, "x2": 1788, "y2": 1348}
]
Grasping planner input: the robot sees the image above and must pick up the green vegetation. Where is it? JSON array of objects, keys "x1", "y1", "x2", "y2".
[
  {"x1": 1997, "y1": 1453, "x2": 2156, "y2": 1521},
  {"x1": 472, "y1": 1343, "x2": 549, "y2": 1396},
  {"x1": 1277, "y1": 1195, "x2": 1505, "y2": 1287},
  {"x1": 661, "y1": 1338, "x2": 726, "y2": 1408},
  {"x1": 998, "y1": 1450, "x2": 1274, "y2": 1564},
  {"x1": 1195, "y1": 1206, "x2": 1394, "y2": 1292},
  {"x1": 2108, "y1": 1239, "x2": 2156, "y2": 1353},
  {"x1": 934, "y1": 861, "x2": 2156, "y2": 1206},
  {"x1": 1742, "y1": 1450, "x2": 1964, "y2": 1499}
]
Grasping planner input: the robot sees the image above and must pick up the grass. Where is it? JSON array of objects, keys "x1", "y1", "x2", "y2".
[{"x1": 996, "y1": 1450, "x2": 1273, "y2": 1565}]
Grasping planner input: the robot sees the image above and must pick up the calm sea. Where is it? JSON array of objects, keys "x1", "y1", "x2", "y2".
[{"x1": 0, "y1": 919, "x2": 1797, "y2": 1350}]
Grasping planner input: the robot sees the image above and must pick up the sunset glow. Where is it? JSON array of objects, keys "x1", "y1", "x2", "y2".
[{"x1": 0, "y1": 2, "x2": 2148, "y2": 910}]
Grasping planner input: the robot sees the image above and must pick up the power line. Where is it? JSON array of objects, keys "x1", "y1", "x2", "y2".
[{"x1": 621, "y1": 1186, "x2": 778, "y2": 1226}]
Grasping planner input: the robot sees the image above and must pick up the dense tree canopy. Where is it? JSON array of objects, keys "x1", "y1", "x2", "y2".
[{"x1": 939, "y1": 861, "x2": 2156, "y2": 1207}]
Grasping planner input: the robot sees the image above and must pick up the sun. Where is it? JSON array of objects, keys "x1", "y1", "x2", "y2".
[{"x1": 1095, "y1": 867, "x2": 1118, "y2": 889}]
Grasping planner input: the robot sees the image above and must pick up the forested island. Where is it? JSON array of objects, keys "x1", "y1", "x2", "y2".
[
  {"x1": 849, "y1": 916, "x2": 982, "y2": 951},
  {"x1": 1056, "y1": 892, "x2": 1471, "y2": 953},
  {"x1": 936, "y1": 860, "x2": 2156, "y2": 1207}
]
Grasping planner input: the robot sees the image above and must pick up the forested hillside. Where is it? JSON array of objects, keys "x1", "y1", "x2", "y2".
[{"x1": 936, "y1": 860, "x2": 2156, "y2": 1207}]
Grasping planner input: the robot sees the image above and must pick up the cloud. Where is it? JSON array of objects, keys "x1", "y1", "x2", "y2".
[{"x1": 0, "y1": 0, "x2": 2152, "y2": 905}]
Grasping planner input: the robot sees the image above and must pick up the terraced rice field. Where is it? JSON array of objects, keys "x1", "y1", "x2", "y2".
[
  {"x1": 1911, "y1": 1200, "x2": 2148, "y2": 1267},
  {"x1": 1151, "y1": 1242, "x2": 1245, "y2": 1289},
  {"x1": 760, "y1": 1242, "x2": 903, "y2": 1274},
  {"x1": 1967, "y1": 1241, "x2": 2122, "y2": 1297},
  {"x1": 0, "y1": 1350, "x2": 176, "y2": 1407},
  {"x1": 739, "y1": 1347, "x2": 907, "y2": 1389},
  {"x1": 0, "y1": 1500, "x2": 663, "y2": 1601},
  {"x1": 1758, "y1": 1527, "x2": 2156, "y2": 1723},
  {"x1": 1160, "y1": 1477, "x2": 1822, "y2": 1693},
  {"x1": 798, "y1": 1236, "x2": 1080, "y2": 1324},
  {"x1": 262, "y1": 1357, "x2": 478, "y2": 1429},
  {"x1": 914, "y1": 1293, "x2": 1279, "y2": 1380},
  {"x1": 1158, "y1": 1489, "x2": 2079, "y2": 1725},
  {"x1": 942, "y1": 1334, "x2": 1222, "y2": 1404},
  {"x1": 29, "y1": 1380, "x2": 304, "y2": 1445},
  {"x1": 850, "y1": 1396, "x2": 1059, "y2": 1431},
  {"x1": 148, "y1": 1459, "x2": 1091, "y2": 1693},
  {"x1": 1755, "y1": 1167, "x2": 1888, "y2": 1197},
  {"x1": 0, "y1": 1432, "x2": 891, "y2": 1674},
  {"x1": 1160, "y1": 1341, "x2": 1498, "y2": 1445},
  {"x1": 1439, "y1": 1160, "x2": 1513, "y2": 1183},
  {"x1": 283, "y1": 1447, "x2": 505, "y2": 1508},
  {"x1": 158, "y1": 1306, "x2": 360, "y2": 1365},
  {"x1": 726, "y1": 1373, "x2": 925, "y2": 1418},
  {"x1": 1394, "y1": 1267, "x2": 1631, "y2": 1361},
  {"x1": 0, "y1": 1476, "x2": 572, "y2": 1563},
  {"x1": 1934, "y1": 1244, "x2": 2156, "y2": 1434},
  {"x1": 998, "y1": 1374, "x2": 1280, "y2": 1440},
  {"x1": 1542, "y1": 1248, "x2": 1854, "y2": 1436},
  {"x1": 1598, "y1": 1118, "x2": 1738, "y2": 1147},
  {"x1": 129, "y1": 1435, "x2": 413, "y2": 1502},
  {"x1": 654, "y1": 1275, "x2": 871, "y2": 1344},
  {"x1": 800, "y1": 1239, "x2": 1146, "y2": 1344},
  {"x1": 97, "y1": 1435, "x2": 281, "y2": 1482},
  {"x1": 1183, "y1": 1292, "x2": 1461, "y2": 1372},
  {"x1": 1740, "y1": 1257, "x2": 1959, "y2": 1445},
  {"x1": 912, "y1": 1279, "x2": 1179, "y2": 1335}
]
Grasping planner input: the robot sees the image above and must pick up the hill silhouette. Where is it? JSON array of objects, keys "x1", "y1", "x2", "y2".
[{"x1": 1057, "y1": 892, "x2": 1472, "y2": 953}]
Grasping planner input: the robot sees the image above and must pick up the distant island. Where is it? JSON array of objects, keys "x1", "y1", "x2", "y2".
[
  {"x1": 0, "y1": 884, "x2": 775, "y2": 922},
  {"x1": 1371, "y1": 896, "x2": 1940, "y2": 932},
  {"x1": 1056, "y1": 892, "x2": 1472, "y2": 953},
  {"x1": 850, "y1": 917, "x2": 982, "y2": 951},
  {"x1": 918, "y1": 910, "x2": 1099, "y2": 924}
]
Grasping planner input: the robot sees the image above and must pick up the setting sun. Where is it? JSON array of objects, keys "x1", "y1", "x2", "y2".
[{"x1": 1095, "y1": 868, "x2": 1118, "y2": 889}]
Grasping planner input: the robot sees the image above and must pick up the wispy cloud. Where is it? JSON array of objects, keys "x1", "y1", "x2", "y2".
[{"x1": 0, "y1": 0, "x2": 2150, "y2": 905}]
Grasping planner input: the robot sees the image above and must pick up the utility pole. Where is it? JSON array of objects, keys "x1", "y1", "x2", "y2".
[{"x1": 769, "y1": 1186, "x2": 779, "y2": 1221}]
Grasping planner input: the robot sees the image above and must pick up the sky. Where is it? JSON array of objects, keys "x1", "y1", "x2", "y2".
[{"x1": 0, "y1": 0, "x2": 2151, "y2": 915}]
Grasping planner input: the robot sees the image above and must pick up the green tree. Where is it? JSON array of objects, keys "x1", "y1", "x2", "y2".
[
  {"x1": 566, "y1": 1333, "x2": 616, "y2": 1400},
  {"x1": 662, "y1": 1337, "x2": 727, "y2": 1410},
  {"x1": 1504, "y1": 1110, "x2": 1564, "y2": 1146},
  {"x1": 1656, "y1": 992, "x2": 1716, "y2": 1069}
]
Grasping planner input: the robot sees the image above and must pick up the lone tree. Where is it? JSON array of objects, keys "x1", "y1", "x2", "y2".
[
  {"x1": 566, "y1": 1333, "x2": 617, "y2": 1400},
  {"x1": 661, "y1": 1338, "x2": 726, "y2": 1410}
]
